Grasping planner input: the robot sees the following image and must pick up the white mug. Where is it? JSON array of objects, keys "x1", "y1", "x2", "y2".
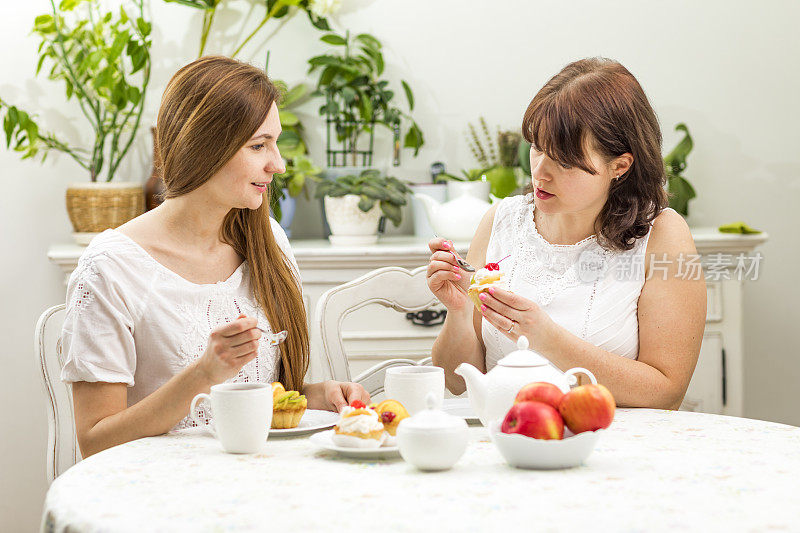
[
  {"x1": 384, "y1": 366, "x2": 445, "y2": 415},
  {"x1": 190, "y1": 383, "x2": 272, "y2": 454}
]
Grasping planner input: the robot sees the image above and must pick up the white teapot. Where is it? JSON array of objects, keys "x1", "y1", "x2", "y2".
[
  {"x1": 414, "y1": 181, "x2": 494, "y2": 241},
  {"x1": 455, "y1": 336, "x2": 589, "y2": 427}
]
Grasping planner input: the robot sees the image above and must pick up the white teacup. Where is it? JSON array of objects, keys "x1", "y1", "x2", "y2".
[
  {"x1": 190, "y1": 383, "x2": 272, "y2": 454},
  {"x1": 384, "y1": 366, "x2": 445, "y2": 415}
]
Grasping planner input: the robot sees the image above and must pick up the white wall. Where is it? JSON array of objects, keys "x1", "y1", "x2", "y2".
[{"x1": 2, "y1": 0, "x2": 799, "y2": 529}]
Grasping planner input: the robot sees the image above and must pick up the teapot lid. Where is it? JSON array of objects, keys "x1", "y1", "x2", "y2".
[
  {"x1": 497, "y1": 336, "x2": 550, "y2": 367},
  {"x1": 398, "y1": 393, "x2": 467, "y2": 432}
]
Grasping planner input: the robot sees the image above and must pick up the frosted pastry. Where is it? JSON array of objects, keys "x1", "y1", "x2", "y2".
[
  {"x1": 468, "y1": 263, "x2": 510, "y2": 308},
  {"x1": 332, "y1": 401, "x2": 386, "y2": 448}
]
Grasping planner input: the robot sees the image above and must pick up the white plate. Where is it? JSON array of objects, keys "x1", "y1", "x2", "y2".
[
  {"x1": 309, "y1": 430, "x2": 400, "y2": 459},
  {"x1": 269, "y1": 410, "x2": 339, "y2": 437},
  {"x1": 441, "y1": 398, "x2": 480, "y2": 424}
]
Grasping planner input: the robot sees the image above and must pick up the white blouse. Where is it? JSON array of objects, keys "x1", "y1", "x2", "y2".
[
  {"x1": 60, "y1": 219, "x2": 298, "y2": 429},
  {"x1": 483, "y1": 194, "x2": 667, "y2": 369}
]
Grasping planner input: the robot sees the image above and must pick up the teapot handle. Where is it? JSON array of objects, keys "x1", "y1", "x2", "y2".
[{"x1": 565, "y1": 367, "x2": 597, "y2": 387}]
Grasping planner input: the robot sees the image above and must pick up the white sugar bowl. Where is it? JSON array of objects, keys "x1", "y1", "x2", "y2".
[{"x1": 396, "y1": 393, "x2": 469, "y2": 471}]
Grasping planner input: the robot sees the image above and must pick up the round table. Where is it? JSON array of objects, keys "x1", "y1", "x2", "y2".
[{"x1": 42, "y1": 409, "x2": 800, "y2": 532}]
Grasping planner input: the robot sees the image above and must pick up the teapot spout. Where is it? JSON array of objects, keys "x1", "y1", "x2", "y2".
[{"x1": 455, "y1": 363, "x2": 487, "y2": 423}]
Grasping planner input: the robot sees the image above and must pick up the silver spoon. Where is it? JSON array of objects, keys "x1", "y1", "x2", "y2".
[
  {"x1": 433, "y1": 233, "x2": 475, "y2": 272},
  {"x1": 256, "y1": 328, "x2": 288, "y2": 346}
]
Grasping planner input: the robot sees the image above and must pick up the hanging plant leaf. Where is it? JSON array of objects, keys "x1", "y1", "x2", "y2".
[
  {"x1": 320, "y1": 33, "x2": 347, "y2": 46},
  {"x1": 401, "y1": 80, "x2": 414, "y2": 111}
]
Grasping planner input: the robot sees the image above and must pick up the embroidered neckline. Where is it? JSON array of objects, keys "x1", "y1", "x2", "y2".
[
  {"x1": 107, "y1": 229, "x2": 246, "y2": 288},
  {"x1": 525, "y1": 196, "x2": 598, "y2": 250}
]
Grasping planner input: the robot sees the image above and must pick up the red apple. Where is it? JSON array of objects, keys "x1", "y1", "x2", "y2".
[
  {"x1": 514, "y1": 382, "x2": 565, "y2": 411},
  {"x1": 558, "y1": 384, "x2": 615, "y2": 434},
  {"x1": 501, "y1": 401, "x2": 564, "y2": 440}
]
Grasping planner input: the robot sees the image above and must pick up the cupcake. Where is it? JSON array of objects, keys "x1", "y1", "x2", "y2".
[
  {"x1": 372, "y1": 399, "x2": 410, "y2": 445},
  {"x1": 271, "y1": 382, "x2": 307, "y2": 429},
  {"x1": 468, "y1": 262, "x2": 510, "y2": 308},
  {"x1": 332, "y1": 401, "x2": 386, "y2": 448}
]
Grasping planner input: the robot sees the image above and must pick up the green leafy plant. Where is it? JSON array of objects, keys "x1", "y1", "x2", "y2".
[
  {"x1": 313, "y1": 169, "x2": 411, "y2": 227},
  {"x1": 308, "y1": 30, "x2": 424, "y2": 165},
  {"x1": 163, "y1": 0, "x2": 331, "y2": 57},
  {"x1": 664, "y1": 123, "x2": 696, "y2": 216},
  {"x1": 0, "y1": 0, "x2": 151, "y2": 182}
]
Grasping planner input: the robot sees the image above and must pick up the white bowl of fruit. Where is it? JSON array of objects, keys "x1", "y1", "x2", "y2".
[{"x1": 489, "y1": 371, "x2": 615, "y2": 470}]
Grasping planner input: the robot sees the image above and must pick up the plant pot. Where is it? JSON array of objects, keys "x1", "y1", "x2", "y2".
[
  {"x1": 324, "y1": 194, "x2": 381, "y2": 246},
  {"x1": 66, "y1": 182, "x2": 145, "y2": 245},
  {"x1": 319, "y1": 166, "x2": 380, "y2": 237}
]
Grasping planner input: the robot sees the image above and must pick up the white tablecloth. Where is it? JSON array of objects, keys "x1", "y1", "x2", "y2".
[{"x1": 42, "y1": 409, "x2": 800, "y2": 532}]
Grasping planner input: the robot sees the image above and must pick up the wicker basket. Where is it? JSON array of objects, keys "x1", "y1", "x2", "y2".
[{"x1": 65, "y1": 182, "x2": 145, "y2": 233}]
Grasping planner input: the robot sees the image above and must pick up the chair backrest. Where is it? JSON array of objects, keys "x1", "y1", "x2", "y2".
[
  {"x1": 314, "y1": 266, "x2": 438, "y2": 384},
  {"x1": 35, "y1": 304, "x2": 80, "y2": 483}
]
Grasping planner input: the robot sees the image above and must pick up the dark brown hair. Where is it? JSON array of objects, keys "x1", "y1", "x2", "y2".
[
  {"x1": 522, "y1": 57, "x2": 668, "y2": 251},
  {"x1": 156, "y1": 56, "x2": 309, "y2": 391}
]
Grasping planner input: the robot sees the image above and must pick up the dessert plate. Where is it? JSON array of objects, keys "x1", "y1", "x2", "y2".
[
  {"x1": 441, "y1": 398, "x2": 480, "y2": 424},
  {"x1": 269, "y1": 409, "x2": 339, "y2": 437},
  {"x1": 309, "y1": 430, "x2": 401, "y2": 459}
]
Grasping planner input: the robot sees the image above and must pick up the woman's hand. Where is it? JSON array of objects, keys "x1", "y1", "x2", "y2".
[
  {"x1": 305, "y1": 380, "x2": 370, "y2": 412},
  {"x1": 477, "y1": 287, "x2": 561, "y2": 353},
  {"x1": 426, "y1": 238, "x2": 470, "y2": 310},
  {"x1": 196, "y1": 314, "x2": 261, "y2": 385}
]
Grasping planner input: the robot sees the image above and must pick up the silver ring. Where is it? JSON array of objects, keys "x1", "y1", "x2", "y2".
[{"x1": 507, "y1": 321, "x2": 516, "y2": 334}]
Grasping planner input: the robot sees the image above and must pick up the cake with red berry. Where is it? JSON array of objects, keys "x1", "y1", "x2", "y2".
[
  {"x1": 468, "y1": 259, "x2": 510, "y2": 308},
  {"x1": 332, "y1": 400, "x2": 386, "y2": 448}
]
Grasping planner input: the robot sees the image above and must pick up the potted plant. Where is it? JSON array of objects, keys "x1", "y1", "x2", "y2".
[
  {"x1": 314, "y1": 169, "x2": 411, "y2": 245},
  {"x1": 307, "y1": 29, "x2": 424, "y2": 168},
  {"x1": 1, "y1": 0, "x2": 152, "y2": 242}
]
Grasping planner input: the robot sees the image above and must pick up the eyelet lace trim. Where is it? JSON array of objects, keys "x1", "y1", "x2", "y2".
[
  {"x1": 173, "y1": 282, "x2": 279, "y2": 430},
  {"x1": 507, "y1": 197, "x2": 605, "y2": 308},
  {"x1": 69, "y1": 253, "x2": 102, "y2": 315}
]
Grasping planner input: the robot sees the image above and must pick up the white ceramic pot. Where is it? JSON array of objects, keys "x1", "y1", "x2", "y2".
[
  {"x1": 396, "y1": 393, "x2": 469, "y2": 471},
  {"x1": 324, "y1": 194, "x2": 382, "y2": 246}
]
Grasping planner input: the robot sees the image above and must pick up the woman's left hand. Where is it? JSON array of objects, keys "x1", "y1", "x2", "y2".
[
  {"x1": 319, "y1": 380, "x2": 370, "y2": 412},
  {"x1": 477, "y1": 287, "x2": 559, "y2": 352}
]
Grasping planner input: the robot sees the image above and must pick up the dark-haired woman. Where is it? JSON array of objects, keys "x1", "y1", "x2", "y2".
[
  {"x1": 428, "y1": 58, "x2": 706, "y2": 409},
  {"x1": 61, "y1": 56, "x2": 369, "y2": 457}
]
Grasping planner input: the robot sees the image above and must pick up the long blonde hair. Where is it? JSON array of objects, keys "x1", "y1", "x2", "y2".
[{"x1": 156, "y1": 56, "x2": 309, "y2": 391}]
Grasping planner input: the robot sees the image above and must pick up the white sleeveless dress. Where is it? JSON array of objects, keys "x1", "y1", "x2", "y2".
[{"x1": 483, "y1": 194, "x2": 665, "y2": 369}]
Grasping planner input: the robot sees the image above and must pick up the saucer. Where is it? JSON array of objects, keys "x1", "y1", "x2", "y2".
[
  {"x1": 309, "y1": 430, "x2": 401, "y2": 459},
  {"x1": 441, "y1": 398, "x2": 480, "y2": 424}
]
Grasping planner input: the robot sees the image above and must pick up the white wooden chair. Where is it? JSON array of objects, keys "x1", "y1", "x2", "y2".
[
  {"x1": 314, "y1": 266, "x2": 438, "y2": 396},
  {"x1": 35, "y1": 304, "x2": 80, "y2": 483}
]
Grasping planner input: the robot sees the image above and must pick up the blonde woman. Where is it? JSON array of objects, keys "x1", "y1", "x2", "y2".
[
  {"x1": 61, "y1": 56, "x2": 369, "y2": 457},
  {"x1": 428, "y1": 58, "x2": 706, "y2": 409}
]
